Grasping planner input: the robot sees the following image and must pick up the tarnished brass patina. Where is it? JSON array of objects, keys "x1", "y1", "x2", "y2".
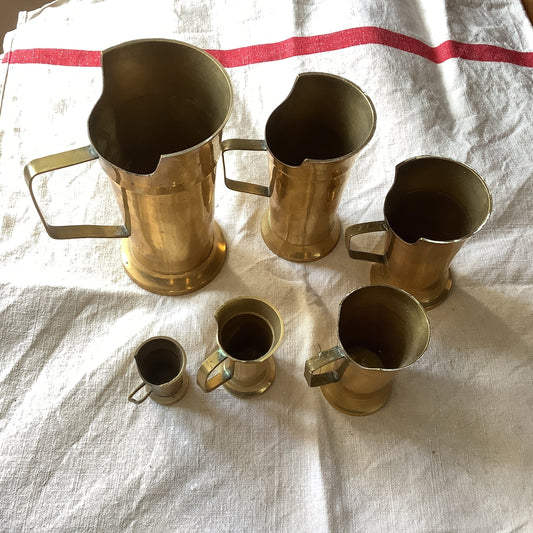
[
  {"x1": 24, "y1": 39, "x2": 233, "y2": 295},
  {"x1": 128, "y1": 337, "x2": 188, "y2": 405},
  {"x1": 197, "y1": 297, "x2": 284, "y2": 397},
  {"x1": 345, "y1": 156, "x2": 492, "y2": 308},
  {"x1": 305, "y1": 286, "x2": 430, "y2": 416},
  {"x1": 221, "y1": 72, "x2": 376, "y2": 262}
]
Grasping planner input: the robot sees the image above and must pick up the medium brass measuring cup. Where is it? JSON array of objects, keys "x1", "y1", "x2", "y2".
[
  {"x1": 345, "y1": 156, "x2": 492, "y2": 308},
  {"x1": 197, "y1": 297, "x2": 284, "y2": 397},
  {"x1": 305, "y1": 286, "x2": 430, "y2": 416},
  {"x1": 221, "y1": 72, "x2": 376, "y2": 262},
  {"x1": 24, "y1": 39, "x2": 233, "y2": 295}
]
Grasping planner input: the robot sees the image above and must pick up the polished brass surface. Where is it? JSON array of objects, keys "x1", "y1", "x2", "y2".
[
  {"x1": 196, "y1": 297, "x2": 284, "y2": 397},
  {"x1": 128, "y1": 337, "x2": 189, "y2": 405},
  {"x1": 305, "y1": 286, "x2": 430, "y2": 416},
  {"x1": 24, "y1": 39, "x2": 233, "y2": 295},
  {"x1": 222, "y1": 72, "x2": 376, "y2": 262},
  {"x1": 345, "y1": 156, "x2": 492, "y2": 308}
]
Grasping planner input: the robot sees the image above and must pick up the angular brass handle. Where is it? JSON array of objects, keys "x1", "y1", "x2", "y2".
[
  {"x1": 24, "y1": 145, "x2": 131, "y2": 239},
  {"x1": 221, "y1": 138, "x2": 272, "y2": 197},
  {"x1": 344, "y1": 221, "x2": 387, "y2": 263},
  {"x1": 127, "y1": 383, "x2": 152, "y2": 405},
  {"x1": 304, "y1": 346, "x2": 348, "y2": 387},
  {"x1": 196, "y1": 350, "x2": 234, "y2": 393}
]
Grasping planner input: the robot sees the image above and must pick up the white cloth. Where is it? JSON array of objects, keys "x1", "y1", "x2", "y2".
[{"x1": 1, "y1": 1, "x2": 532, "y2": 531}]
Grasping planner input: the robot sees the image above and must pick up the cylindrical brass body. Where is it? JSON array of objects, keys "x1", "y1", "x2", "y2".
[{"x1": 261, "y1": 155, "x2": 356, "y2": 261}]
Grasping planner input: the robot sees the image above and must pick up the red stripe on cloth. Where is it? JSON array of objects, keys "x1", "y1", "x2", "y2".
[
  {"x1": 2, "y1": 27, "x2": 533, "y2": 68},
  {"x1": 2, "y1": 48, "x2": 101, "y2": 67}
]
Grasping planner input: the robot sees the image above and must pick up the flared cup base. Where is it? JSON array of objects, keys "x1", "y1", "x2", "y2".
[
  {"x1": 223, "y1": 358, "x2": 276, "y2": 398},
  {"x1": 321, "y1": 381, "x2": 393, "y2": 416},
  {"x1": 369, "y1": 264, "x2": 453, "y2": 310},
  {"x1": 261, "y1": 211, "x2": 340, "y2": 262},
  {"x1": 121, "y1": 222, "x2": 227, "y2": 296},
  {"x1": 147, "y1": 374, "x2": 189, "y2": 405}
]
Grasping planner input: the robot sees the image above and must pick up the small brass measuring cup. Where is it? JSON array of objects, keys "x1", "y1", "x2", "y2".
[
  {"x1": 128, "y1": 337, "x2": 189, "y2": 405},
  {"x1": 197, "y1": 297, "x2": 284, "y2": 397},
  {"x1": 305, "y1": 286, "x2": 430, "y2": 416},
  {"x1": 345, "y1": 156, "x2": 492, "y2": 308}
]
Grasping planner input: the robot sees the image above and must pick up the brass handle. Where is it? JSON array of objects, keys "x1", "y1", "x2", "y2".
[
  {"x1": 196, "y1": 350, "x2": 234, "y2": 393},
  {"x1": 127, "y1": 383, "x2": 152, "y2": 405},
  {"x1": 344, "y1": 221, "x2": 387, "y2": 263},
  {"x1": 304, "y1": 347, "x2": 348, "y2": 387},
  {"x1": 221, "y1": 138, "x2": 272, "y2": 197},
  {"x1": 24, "y1": 145, "x2": 131, "y2": 239}
]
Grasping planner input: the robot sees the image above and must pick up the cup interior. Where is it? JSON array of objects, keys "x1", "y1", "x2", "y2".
[
  {"x1": 135, "y1": 338, "x2": 185, "y2": 385},
  {"x1": 338, "y1": 286, "x2": 429, "y2": 370},
  {"x1": 216, "y1": 298, "x2": 283, "y2": 362},
  {"x1": 88, "y1": 40, "x2": 232, "y2": 174},
  {"x1": 219, "y1": 313, "x2": 274, "y2": 361},
  {"x1": 265, "y1": 73, "x2": 375, "y2": 166},
  {"x1": 385, "y1": 157, "x2": 491, "y2": 243}
]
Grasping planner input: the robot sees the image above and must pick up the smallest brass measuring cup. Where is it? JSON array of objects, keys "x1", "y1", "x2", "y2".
[
  {"x1": 305, "y1": 286, "x2": 430, "y2": 416},
  {"x1": 197, "y1": 297, "x2": 284, "y2": 397},
  {"x1": 128, "y1": 337, "x2": 189, "y2": 405}
]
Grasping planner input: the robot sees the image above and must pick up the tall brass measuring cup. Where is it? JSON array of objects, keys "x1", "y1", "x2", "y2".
[
  {"x1": 305, "y1": 286, "x2": 430, "y2": 416},
  {"x1": 24, "y1": 39, "x2": 233, "y2": 295},
  {"x1": 345, "y1": 156, "x2": 492, "y2": 308},
  {"x1": 221, "y1": 73, "x2": 376, "y2": 262}
]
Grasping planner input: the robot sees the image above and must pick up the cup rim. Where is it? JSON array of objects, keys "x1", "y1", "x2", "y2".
[
  {"x1": 337, "y1": 285, "x2": 431, "y2": 372},
  {"x1": 88, "y1": 38, "x2": 234, "y2": 177},
  {"x1": 214, "y1": 296, "x2": 285, "y2": 363},
  {"x1": 134, "y1": 335, "x2": 187, "y2": 386},
  {"x1": 383, "y1": 155, "x2": 493, "y2": 245},
  {"x1": 264, "y1": 72, "x2": 376, "y2": 168}
]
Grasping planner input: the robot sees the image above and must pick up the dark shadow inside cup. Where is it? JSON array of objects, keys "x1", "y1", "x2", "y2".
[
  {"x1": 219, "y1": 313, "x2": 274, "y2": 361},
  {"x1": 265, "y1": 73, "x2": 375, "y2": 166},
  {"x1": 385, "y1": 157, "x2": 492, "y2": 243},
  {"x1": 338, "y1": 286, "x2": 429, "y2": 370},
  {"x1": 89, "y1": 40, "x2": 232, "y2": 174},
  {"x1": 135, "y1": 338, "x2": 184, "y2": 385}
]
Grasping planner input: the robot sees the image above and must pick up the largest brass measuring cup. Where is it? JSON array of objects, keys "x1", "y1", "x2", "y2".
[
  {"x1": 221, "y1": 73, "x2": 376, "y2": 262},
  {"x1": 24, "y1": 39, "x2": 233, "y2": 295}
]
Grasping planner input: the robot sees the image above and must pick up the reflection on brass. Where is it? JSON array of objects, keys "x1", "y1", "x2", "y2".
[
  {"x1": 345, "y1": 156, "x2": 492, "y2": 308},
  {"x1": 197, "y1": 297, "x2": 284, "y2": 397},
  {"x1": 128, "y1": 337, "x2": 188, "y2": 405},
  {"x1": 221, "y1": 72, "x2": 376, "y2": 262},
  {"x1": 305, "y1": 286, "x2": 430, "y2": 416},
  {"x1": 24, "y1": 39, "x2": 233, "y2": 295}
]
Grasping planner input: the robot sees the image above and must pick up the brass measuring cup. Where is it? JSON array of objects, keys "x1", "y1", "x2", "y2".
[
  {"x1": 128, "y1": 337, "x2": 189, "y2": 405},
  {"x1": 345, "y1": 156, "x2": 492, "y2": 308},
  {"x1": 305, "y1": 286, "x2": 430, "y2": 416},
  {"x1": 196, "y1": 297, "x2": 284, "y2": 397},
  {"x1": 24, "y1": 39, "x2": 233, "y2": 295},
  {"x1": 221, "y1": 72, "x2": 376, "y2": 262}
]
